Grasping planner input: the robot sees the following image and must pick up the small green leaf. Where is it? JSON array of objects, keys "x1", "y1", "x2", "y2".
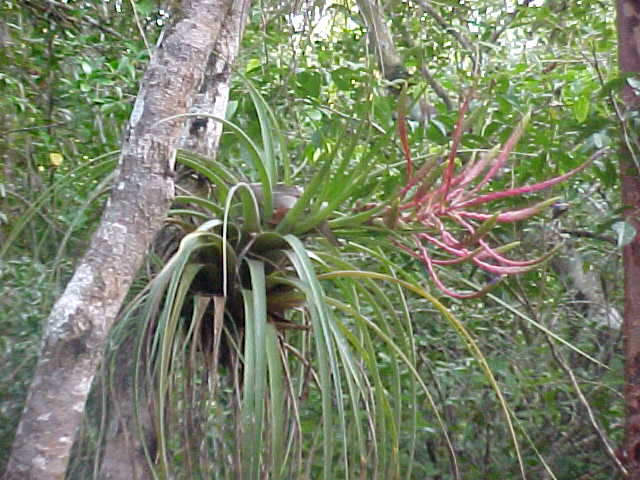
[
  {"x1": 599, "y1": 156, "x2": 618, "y2": 188},
  {"x1": 297, "y1": 70, "x2": 322, "y2": 99},
  {"x1": 573, "y1": 93, "x2": 590, "y2": 123},
  {"x1": 225, "y1": 100, "x2": 238, "y2": 119},
  {"x1": 429, "y1": 118, "x2": 447, "y2": 137},
  {"x1": 598, "y1": 76, "x2": 627, "y2": 98},
  {"x1": 308, "y1": 109, "x2": 322, "y2": 121},
  {"x1": 627, "y1": 76, "x2": 640, "y2": 91},
  {"x1": 135, "y1": 0, "x2": 155, "y2": 16},
  {"x1": 592, "y1": 131, "x2": 604, "y2": 148},
  {"x1": 246, "y1": 58, "x2": 261, "y2": 73},
  {"x1": 612, "y1": 221, "x2": 637, "y2": 248},
  {"x1": 331, "y1": 67, "x2": 354, "y2": 90}
]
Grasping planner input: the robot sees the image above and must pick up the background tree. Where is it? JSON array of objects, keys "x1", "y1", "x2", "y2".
[{"x1": 616, "y1": 0, "x2": 640, "y2": 477}]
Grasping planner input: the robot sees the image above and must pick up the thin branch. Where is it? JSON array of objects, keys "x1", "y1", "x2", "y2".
[
  {"x1": 1, "y1": 121, "x2": 69, "y2": 136},
  {"x1": 412, "y1": 0, "x2": 478, "y2": 70},
  {"x1": 420, "y1": 65, "x2": 453, "y2": 111},
  {"x1": 22, "y1": 0, "x2": 126, "y2": 41},
  {"x1": 545, "y1": 335, "x2": 628, "y2": 476},
  {"x1": 128, "y1": 0, "x2": 152, "y2": 57},
  {"x1": 490, "y1": 0, "x2": 532, "y2": 44},
  {"x1": 559, "y1": 229, "x2": 617, "y2": 245},
  {"x1": 5, "y1": 187, "x2": 66, "y2": 235},
  {"x1": 396, "y1": 17, "x2": 454, "y2": 110}
]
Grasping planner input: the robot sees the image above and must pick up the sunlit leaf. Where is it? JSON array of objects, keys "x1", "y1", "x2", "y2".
[{"x1": 613, "y1": 220, "x2": 637, "y2": 248}]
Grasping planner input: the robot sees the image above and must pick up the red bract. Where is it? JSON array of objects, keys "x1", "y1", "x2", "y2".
[{"x1": 392, "y1": 98, "x2": 605, "y2": 299}]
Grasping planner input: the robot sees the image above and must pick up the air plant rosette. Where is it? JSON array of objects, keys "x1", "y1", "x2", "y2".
[{"x1": 388, "y1": 95, "x2": 605, "y2": 298}]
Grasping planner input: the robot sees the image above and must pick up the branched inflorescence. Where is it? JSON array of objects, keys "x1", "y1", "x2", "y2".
[{"x1": 392, "y1": 95, "x2": 603, "y2": 298}]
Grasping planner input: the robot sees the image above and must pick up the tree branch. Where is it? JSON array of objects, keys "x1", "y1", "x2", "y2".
[{"x1": 412, "y1": 0, "x2": 478, "y2": 70}]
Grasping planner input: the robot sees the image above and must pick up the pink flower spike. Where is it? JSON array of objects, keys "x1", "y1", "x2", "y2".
[
  {"x1": 457, "y1": 197, "x2": 560, "y2": 223},
  {"x1": 417, "y1": 232, "x2": 469, "y2": 257},
  {"x1": 440, "y1": 225, "x2": 464, "y2": 248},
  {"x1": 440, "y1": 96, "x2": 470, "y2": 197},
  {"x1": 455, "y1": 150, "x2": 604, "y2": 211},
  {"x1": 397, "y1": 94, "x2": 414, "y2": 180},
  {"x1": 430, "y1": 245, "x2": 489, "y2": 265},
  {"x1": 478, "y1": 239, "x2": 563, "y2": 267},
  {"x1": 383, "y1": 93, "x2": 609, "y2": 298},
  {"x1": 445, "y1": 186, "x2": 468, "y2": 205},
  {"x1": 419, "y1": 243, "x2": 497, "y2": 299},
  {"x1": 401, "y1": 157, "x2": 442, "y2": 204},
  {"x1": 467, "y1": 111, "x2": 531, "y2": 196},
  {"x1": 448, "y1": 212, "x2": 477, "y2": 234},
  {"x1": 425, "y1": 214, "x2": 463, "y2": 246},
  {"x1": 457, "y1": 148, "x2": 498, "y2": 187},
  {"x1": 394, "y1": 239, "x2": 423, "y2": 260},
  {"x1": 472, "y1": 257, "x2": 536, "y2": 275}
]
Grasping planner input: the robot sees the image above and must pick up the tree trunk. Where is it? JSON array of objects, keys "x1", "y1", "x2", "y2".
[
  {"x1": 2, "y1": 1, "x2": 234, "y2": 478},
  {"x1": 356, "y1": 0, "x2": 407, "y2": 82},
  {"x1": 180, "y1": 0, "x2": 250, "y2": 159},
  {"x1": 94, "y1": 337, "x2": 158, "y2": 480},
  {"x1": 549, "y1": 243, "x2": 622, "y2": 329},
  {"x1": 617, "y1": 0, "x2": 640, "y2": 477},
  {"x1": 96, "y1": 2, "x2": 250, "y2": 478}
]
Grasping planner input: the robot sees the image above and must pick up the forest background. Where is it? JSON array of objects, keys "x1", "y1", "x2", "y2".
[{"x1": 1, "y1": 0, "x2": 639, "y2": 479}]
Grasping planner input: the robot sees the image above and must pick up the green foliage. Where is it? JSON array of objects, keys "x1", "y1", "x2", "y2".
[
  {"x1": 0, "y1": 1, "x2": 627, "y2": 479},
  {"x1": 0, "y1": 257, "x2": 56, "y2": 458}
]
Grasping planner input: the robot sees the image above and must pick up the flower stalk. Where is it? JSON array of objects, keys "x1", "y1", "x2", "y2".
[{"x1": 390, "y1": 96, "x2": 606, "y2": 298}]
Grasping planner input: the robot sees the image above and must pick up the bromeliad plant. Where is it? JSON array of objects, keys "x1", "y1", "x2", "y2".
[
  {"x1": 104, "y1": 82, "x2": 437, "y2": 479},
  {"x1": 73, "y1": 85, "x2": 605, "y2": 479},
  {"x1": 388, "y1": 94, "x2": 604, "y2": 298}
]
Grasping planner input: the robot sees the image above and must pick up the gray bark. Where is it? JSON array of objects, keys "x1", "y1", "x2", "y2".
[
  {"x1": 356, "y1": 0, "x2": 447, "y2": 121},
  {"x1": 2, "y1": 1, "x2": 234, "y2": 478},
  {"x1": 356, "y1": 0, "x2": 407, "y2": 81},
  {"x1": 550, "y1": 243, "x2": 622, "y2": 329},
  {"x1": 617, "y1": 0, "x2": 640, "y2": 475},
  {"x1": 96, "y1": 2, "x2": 251, "y2": 479},
  {"x1": 180, "y1": 0, "x2": 249, "y2": 158},
  {"x1": 95, "y1": 339, "x2": 158, "y2": 480}
]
